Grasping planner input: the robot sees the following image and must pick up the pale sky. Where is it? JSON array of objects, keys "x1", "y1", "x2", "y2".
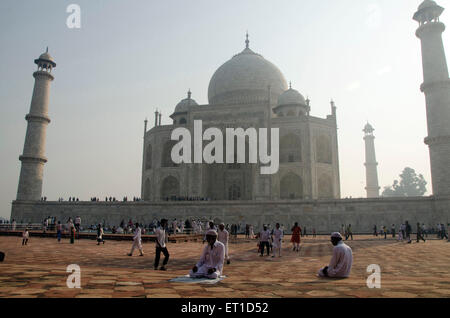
[{"x1": 1, "y1": 0, "x2": 449, "y2": 219}]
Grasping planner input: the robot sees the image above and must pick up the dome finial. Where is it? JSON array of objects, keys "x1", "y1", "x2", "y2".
[
  {"x1": 46, "y1": 46, "x2": 48, "y2": 53},
  {"x1": 187, "y1": 89, "x2": 192, "y2": 99},
  {"x1": 245, "y1": 31, "x2": 249, "y2": 49},
  {"x1": 289, "y1": 81, "x2": 292, "y2": 89}
]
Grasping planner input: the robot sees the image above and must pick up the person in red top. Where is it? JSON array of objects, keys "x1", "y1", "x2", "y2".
[{"x1": 291, "y1": 222, "x2": 301, "y2": 252}]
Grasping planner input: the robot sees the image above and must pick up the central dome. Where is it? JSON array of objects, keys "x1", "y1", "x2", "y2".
[{"x1": 208, "y1": 37, "x2": 288, "y2": 106}]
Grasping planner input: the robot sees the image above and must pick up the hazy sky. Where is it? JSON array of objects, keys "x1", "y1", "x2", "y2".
[{"x1": 1, "y1": 0, "x2": 449, "y2": 219}]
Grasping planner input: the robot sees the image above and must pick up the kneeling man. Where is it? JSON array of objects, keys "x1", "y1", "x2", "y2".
[
  {"x1": 318, "y1": 232, "x2": 353, "y2": 278},
  {"x1": 190, "y1": 229, "x2": 225, "y2": 279}
]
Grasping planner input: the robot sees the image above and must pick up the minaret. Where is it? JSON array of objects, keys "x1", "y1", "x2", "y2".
[
  {"x1": 363, "y1": 123, "x2": 380, "y2": 198},
  {"x1": 16, "y1": 49, "x2": 56, "y2": 201},
  {"x1": 414, "y1": 1, "x2": 450, "y2": 197}
]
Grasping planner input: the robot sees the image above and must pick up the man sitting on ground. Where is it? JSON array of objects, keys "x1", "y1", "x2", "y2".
[
  {"x1": 318, "y1": 232, "x2": 353, "y2": 278},
  {"x1": 190, "y1": 230, "x2": 225, "y2": 279}
]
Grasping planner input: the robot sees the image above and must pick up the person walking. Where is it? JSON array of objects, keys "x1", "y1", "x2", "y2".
[
  {"x1": 22, "y1": 228, "x2": 29, "y2": 246},
  {"x1": 291, "y1": 222, "x2": 301, "y2": 252},
  {"x1": 405, "y1": 221, "x2": 412, "y2": 244},
  {"x1": 271, "y1": 223, "x2": 283, "y2": 258},
  {"x1": 218, "y1": 223, "x2": 230, "y2": 264},
  {"x1": 391, "y1": 224, "x2": 396, "y2": 238},
  {"x1": 416, "y1": 222, "x2": 426, "y2": 243},
  {"x1": 249, "y1": 224, "x2": 255, "y2": 239},
  {"x1": 346, "y1": 224, "x2": 353, "y2": 240},
  {"x1": 154, "y1": 219, "x2": 169, "y2": 270},
  {"x1": 96, "y1": 224, "x2": 105, "y2": 245},
  {"x1": 128, "y1": 223, "x2": 144, "y2": 256},
  {"x1": 56, "y1": 221, "x2": 62, "y2": 243},
  {"x1": 441, "y1": 224, "x2": 448, "y2": 240},
  {"x1": 69, "y1": 223, "x2": 76, "y2": 244},
  {"x1": 259, "y1": 225, "x2": 271, "y2": 257},
  {"x1": 383, "y1": 226, "x2": 387, "y2": 240},
  {"x1": 373, "y1": 225, "x2": 378, "y2": 237}
]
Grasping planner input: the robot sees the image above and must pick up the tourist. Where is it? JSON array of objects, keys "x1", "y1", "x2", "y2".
[
  {"x1": 12, "y1": 219, "x2": 16, "y2": 231},
  {"x1": 318, "y1": 232, "x2": 353, "y2": 278},
  {"x1": 416, "y1": 222, "x2": 426, "y2": 243},
  {"x1": 391, "y1": 224, "x2": 396, "y2": 238},
  {"x1": 312, "y1": 228, "x2": 316, "y2": 238},
  {"x1": 400, "y1": 223, "x2": 406, "y2": 240},
  {"x1": 383, "y1": 226, "x2": 387, "y2": 240},
  {"x1": 249, "y1": 224, "x2": 255, "y2": 239},
  {"x1": 397, "y1": 226, "x2": 403, "y2": 241},
  {"x1": 373, "y1": 225, "x2": 378, "y2": 236},
  {"x1": 70, "y1": 223, "x2": 76, "y2": 244},
  {"x1": 259, "y1": 225, "x2": 271, "y2": 257},
  {"x1": 218, "y1": 223, "x2": 230, "y2": 265},
  {"x1": 43, "y1": 217, "x2": 48, "y2": 233},
  {"x1": 172, "y1": 218, "x2": 178, "y2": 234},
  {"x1": 128, "y1": 223, "x2": 144, "y2": 256},
  {"x1": 346, "y1": 224, "x2": 353, "y2": 240},
  {"x1": 291, "y1": 222, "x2": 301, "y2": 252},
  {"x1": 303, "y1": 226, "x2": 307, "y2": 237},
  {"x1": 340, "y1": 224, "x2": 345, "y2": 237},
  {"x1": 96, "y1": 224, "x2": 105, "y2": 245},
  {"x1": 405, "y1": 221, "x2": 412, "y2": 243},
  {"x1": 189, "y1": 229, "x2": 225, "y2": 279},
  {"x1": 203, "y1": 221, "x2": 216, "y2": 243},
  {"x1": 441, "y1": 224, "x2": 448, "y2": 240},
  {"x1": 154, "y1": 219, "x2": 169, "y2": 270},
  {"x1": 245, "y1": 224, "x2": 250, "y2": 239},
  {"x1": 422, "y1": 223, "x2": 427, "y2": 238},
  {"x1": 22, "y1": 228, "x2": 29, "y2": 246},
  {"x1": 271, "y1": 223, "x2": 283, "y2": 258},
  {"x1": 75, "y1": 216, "x2": 81, "y2": 233},
  {"x1": 56, "y1": 221, "x2": 62, "y2": 243}
]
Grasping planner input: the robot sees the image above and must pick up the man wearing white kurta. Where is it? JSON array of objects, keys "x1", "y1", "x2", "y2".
[
  {"x1": 218, "y1": 223, "x2": 230, "y2": 264},
  {"x1": 190, "y1": 229, "x2": 225, "y2": 279},
  {"x1": 271, "y1": 223, "x2": 283, "y2": 258},
  {"x1": 154, "y1": 219, "x2": 169, "y2": 270},
  {"x1": 128, "y1": 223, "x2": 144, "y2": 256},
  {"x1": 318, "y1": 232, "x2": 352, "y2": 278}
]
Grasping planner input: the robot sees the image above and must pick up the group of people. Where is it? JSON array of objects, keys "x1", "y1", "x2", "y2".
[{"x1": 340, "y1": 224, "x2": 353, "y2": 240}]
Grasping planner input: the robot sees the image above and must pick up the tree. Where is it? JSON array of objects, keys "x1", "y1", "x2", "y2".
[{"x1": 382, "y1": 167, "x2": 427, "y2": 197}]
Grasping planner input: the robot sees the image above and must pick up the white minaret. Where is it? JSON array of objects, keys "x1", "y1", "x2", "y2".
[
  {"x1": 414, "y1": 1, "x2": 450, "y2": 197},
  {"x1": 16, "y1": 49, "x2": 56, "y2": 201},
  {"x1": 363, "y1": 123, "x2": 380, "y2": 198}
]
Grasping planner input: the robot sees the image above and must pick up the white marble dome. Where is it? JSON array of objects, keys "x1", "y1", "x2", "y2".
[
  {"x1": 277, "y1": 87, "x2": 306, "y2": 106},
  {"x1": 418, "y1": 0, "x2": 438, "y2": 11},
  {"x1": 208, "y1": 41, "x2": 288, "y2": 106},
  {"x1": 174, "y1": 91, "x2": 198, "y2": 113}
]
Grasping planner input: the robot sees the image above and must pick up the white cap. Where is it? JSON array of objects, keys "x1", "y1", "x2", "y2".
[
  {"x1": 206, "y1": 229, "x2": 218, "y2": 236},
  {"x1": 331, "y1": 232, "x2": 342, "y2": 239}
]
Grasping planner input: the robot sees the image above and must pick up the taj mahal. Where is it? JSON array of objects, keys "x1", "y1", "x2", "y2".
[
  {"x1": 10, "y1": 1, "x2": 450, "y2": 231},
  {"x1": 142, "y1": 34, "x2": 340, "y2": 202}
]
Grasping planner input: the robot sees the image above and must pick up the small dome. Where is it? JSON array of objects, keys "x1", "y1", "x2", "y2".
[
  {"x1": 363, "y1": 122, "x2": 375, "y2": 133},
  {"x1": 418, "y1": 0, "x2": 438, "y2": 11},
  {"x1": 277, "y1": 87, "x2": 306, "y2": 106},
  {"x1": 174, "y1": 90, "x2": 198, "y2": 113},
  {"x1": 35, "y1": 48, "x2": 56, "y2": 67}
]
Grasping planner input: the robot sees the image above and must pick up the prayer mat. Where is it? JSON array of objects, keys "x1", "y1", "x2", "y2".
[{"x1": 169, "y1": 275, "x2": 226, "y2": 284}]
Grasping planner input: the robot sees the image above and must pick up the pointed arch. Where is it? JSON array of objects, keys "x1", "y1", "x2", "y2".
[
  {"x1": 161, "y1": 175, "x2": 180, "y2": 199},
  {"x1": 318, "y1": 174, "x2": 333, "y2": 199},
  {"x1": 280, "y1": 134, "x2": 302, "y2": 163},
  {"x1": 280, "y1": 173, "x2": 303, "y2": 199},
  {"x1": 316, "y1": 135, "x2": 332, "y2": 164}
]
